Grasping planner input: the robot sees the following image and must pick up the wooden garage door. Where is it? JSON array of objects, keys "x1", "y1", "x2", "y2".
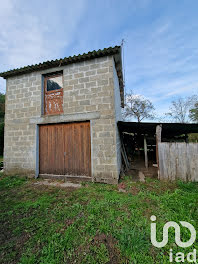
[{"x1": 39, "y1": 122, "x2": 91, "y2": 176}]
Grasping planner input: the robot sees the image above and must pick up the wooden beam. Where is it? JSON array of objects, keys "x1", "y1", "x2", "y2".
[
  {"x1": 144, "y1": 136, "x2": 148, "y2": 169},
  {"x1": 120, "y1": 135, "x2": 130, "y2": 171},
  {"x1": 156, "y1": 125, "x2": 162, "y2": 167}
]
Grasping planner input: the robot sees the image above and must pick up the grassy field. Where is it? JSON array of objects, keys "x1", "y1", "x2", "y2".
[{"x1": 0, "y1": 175, "x2": 197, "y2": 264}]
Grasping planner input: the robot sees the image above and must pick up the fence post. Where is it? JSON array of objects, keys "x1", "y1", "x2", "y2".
[
  {"x1": 144, "y1": 136, "x2": 148, "y2": 169},
  {"x1": 156, "y1": 125, "x2": 162, "y2": 167}
]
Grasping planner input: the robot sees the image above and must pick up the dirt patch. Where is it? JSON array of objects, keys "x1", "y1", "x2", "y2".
[
  {"x1": 15, "y1": 231, "x2": 30, "y2": 250},
  {"x1": 0, "y1": 221, "x2": 13, "y2": 246},
  {"x1": 142, "y1": 198, "x2": 158, "y2": 219},
  {"x1": 67, "y1": 233, "x2": 126, "y2": 264},
  {"x1": 34, "y1": 180, "x2": 81, "y2": 189},
  {"x1": 0, "y1": 227, "x2": 30, "y2": 264},
  {"x1": 57, "y1": 218, "x2": 76, "y2": 234},
  {"x1": 20, "y1": 181, "x2": 78, "y2": 201},
  {"x1": 118, "y1": 182, "x2": 127, "y2": 193},
  {"x1": 118, "y1": 182, "x2": 141, "y2": 195},
  {"x1": 143, "y1": 181, "x2": 178, "y2": 195},
  {"x1": 122, "y1": 169, "x2": 140, "y2": 182},
  {"x1": 129, "y1": 185, "x2": 140, "y2": 195},
  {"x1": 150, "y1": 245, "x2": 158, "y2": 259},
  {"x1": 92, "y1": 233, "x2": 124, "y2": 263}
]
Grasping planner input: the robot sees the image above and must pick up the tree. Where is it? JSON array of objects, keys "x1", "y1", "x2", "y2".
[
  {"x1": 165, "y1": 96, "x2": 197, "y2": 123},
  {"x1": 189, "y1": 102, "x2": 198, "y2": 123},
  {"x1": 0, "y1": 93, "x2": 5, "y2": 120},
  {"x1": 123, "y1": 90, "x2": 155, "y2": 122}
]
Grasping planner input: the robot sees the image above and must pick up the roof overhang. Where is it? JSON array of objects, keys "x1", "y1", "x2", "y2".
[
  {"x1": 118, "y1": 121, "x2": 198, "y2": 137},
  {"x1": 114, "y1": 50, "x2": 124, "y2": 107}
]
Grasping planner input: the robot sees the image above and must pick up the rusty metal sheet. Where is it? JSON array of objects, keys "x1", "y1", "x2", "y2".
[
  {"x1": 45, "y1": 89, "x2": 63, "y2": 115},
  {"x1": 44, "y1": 73, "x2": 63, "y2": 115}
]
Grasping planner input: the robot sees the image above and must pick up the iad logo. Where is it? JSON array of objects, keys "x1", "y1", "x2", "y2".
[
  {"x1": 150, "y1": 215, "x2": 196, "y2": 248},
  {"x1": 150, "y1": 215, "x2": 197, "y2": 263}
]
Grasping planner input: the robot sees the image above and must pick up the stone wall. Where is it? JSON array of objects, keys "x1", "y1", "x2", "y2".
[
  {"x1": 4, "y1": 55, "x2": 122, "y2": 184},
  {"x1": 4, "y1": 73, "x2": 42, "y2": 175}
]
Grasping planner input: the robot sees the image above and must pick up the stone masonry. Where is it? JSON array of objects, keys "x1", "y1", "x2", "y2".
[{"x1": 4, "y1": 54, "x2": 123, "y2": 184}]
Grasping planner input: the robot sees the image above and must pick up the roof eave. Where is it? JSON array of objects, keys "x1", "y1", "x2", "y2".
[
  {"x1": 0, "y1": 45, "x2": 124, "y2": 107},
  {"x1": 0, "y1": 46, "x2": 121, "y2": 79}
]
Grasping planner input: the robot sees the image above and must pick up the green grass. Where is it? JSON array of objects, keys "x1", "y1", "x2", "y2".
[
  {"x1": 0, "y1": 156, "x2": 3, "y2": 163},
  {"x1": 0, "y1": 175, "x2": 197, "y2": 264}
]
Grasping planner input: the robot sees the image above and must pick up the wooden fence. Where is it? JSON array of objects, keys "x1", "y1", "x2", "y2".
[{"x1": 158, "y1": 143, "x2": 198, "y2": 182}]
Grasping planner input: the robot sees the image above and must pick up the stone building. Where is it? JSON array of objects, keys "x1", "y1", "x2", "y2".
[{"x1": 0, "y1": 46, "x2": 124, "y2": 184}]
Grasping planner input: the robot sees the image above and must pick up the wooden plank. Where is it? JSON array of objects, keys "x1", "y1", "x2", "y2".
[
  {"x1": 120, "y1": 135, "x2": 129, "y2": 170},
  {"x1": 39, "y1": 125, "x2": 48, "y2": 174},
  {"x1": 66, "y1": 122, "x2": 73, "y2": 175},
  {"x1": 39, "y1": 126, "x2": 43, "y2": 174},
  {"x1": 158, "y1": 142, "x2": 198, "y2": 182},
  {"x1": 156, "y1": 125, "x2": 162, "y2": 167},
  {"x1": 63, "y1": 123, "x2": 70, "y2": 175},
  {"x1": 54, "y1": 124, "x2": 64, "y2": 175},
  {"x1": 81, "y1": 122, "x2": 86, "y2": 175},
  {"x1": 86, "y1": 122, "x2": 91, "y2": 176},
  {"x1": 48, "y1": 125, "x2": 53, "y2": 174},
  {"x1": 144, "y1": 136, "x2": 148, "y2": 169},
  {"x1": 121, "y1": 144, "x2": 129, "y2": 171}
]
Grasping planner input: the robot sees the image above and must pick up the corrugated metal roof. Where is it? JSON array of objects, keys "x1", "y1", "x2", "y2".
[{"x1": 0, "y1": 46, "x2": 121, "y2": 78}]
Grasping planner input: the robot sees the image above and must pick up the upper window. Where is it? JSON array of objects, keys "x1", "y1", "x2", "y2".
[
  {"x1": 46, "y1": 74, "x2": 63, "y2": 91},
  {"x1": 44, "y1": 71, "x2": 63, "y2": 115}
]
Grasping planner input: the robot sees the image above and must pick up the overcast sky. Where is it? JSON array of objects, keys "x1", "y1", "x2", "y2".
[{"x1": 0, "y1": 0, "x2": 198, "y2": 117}]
